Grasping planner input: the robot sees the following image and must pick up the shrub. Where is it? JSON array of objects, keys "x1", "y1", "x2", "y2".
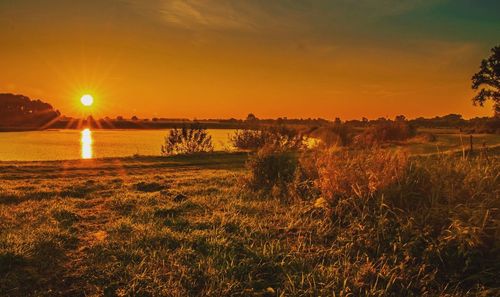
[
  {"x1": 243, "y1": 146, "x2": 298, "y2": 198},
  {"x1": 307, "y1": 124, "x2": 353, "y2": 147},
  {"x1": 354, "y1": 121, "x2": 417, "y2": 147},
  {"x1": 161, "y1": 124, "x2": 214, "y2": 155},
  {"x1": 230, "y1": 125, "x2": 304, "y2": 151},
  {"x1": 229, "y1": 129, "x2": 267, "y2": 150}
]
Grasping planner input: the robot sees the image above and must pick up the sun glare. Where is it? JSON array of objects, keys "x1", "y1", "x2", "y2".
[{"x1": 81, "y1": 94, "x2": 94, "y2": 107}]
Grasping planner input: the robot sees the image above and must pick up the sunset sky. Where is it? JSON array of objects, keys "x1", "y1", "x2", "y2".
[{"x1": 1, "y1": 0, "x2": 499, "y2": 119}]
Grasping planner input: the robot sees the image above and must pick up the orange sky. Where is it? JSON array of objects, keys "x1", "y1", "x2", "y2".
[{"x1": 0, "y1": 0, "x2": 498, "y2": 120}]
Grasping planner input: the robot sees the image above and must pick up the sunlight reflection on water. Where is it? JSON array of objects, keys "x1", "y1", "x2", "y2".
[
  {"x1": 81, "y1": 129, "x2": 93, "y2": 159},
  {"x1": 0, "y1": 129, "x2": 236, "y2": 161}
]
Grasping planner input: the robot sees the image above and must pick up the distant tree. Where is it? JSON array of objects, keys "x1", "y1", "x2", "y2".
[
  {"x1": 0, "y1": 93, "x2": 59, "y2": 128},
  {"x1": 131, "y1": 116, "x2": 139, "y2": 121},
  {"x1": 395, "y1": 115, "x2": 406, "y2": 122},
  {"x1": 116, "y1": 116, "x2": 124, "y2": 121},
  {"x1": 334, "y1": 117, "x2": 342, "y2": 125},
  {"x1": 246, "y1": 113, "x2": 258, "y2": 122},
  {"x1": 441, "y1": 114, "x2": 463, "y2": 121},
  {"x1": 472, "y1": 45, "x2": 500, "y2": 117}
]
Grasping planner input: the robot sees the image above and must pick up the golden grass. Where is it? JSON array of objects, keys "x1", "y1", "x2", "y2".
[{"x1": 0, "y1": 150, "x2": 499, "y2": 296}]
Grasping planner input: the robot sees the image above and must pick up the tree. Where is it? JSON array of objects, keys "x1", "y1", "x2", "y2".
[
  {"x1": 395, "y1": 115, "x2": 406, "y2": 122},
  {"x1": 0, "y1": 93, "x2": 60, "y2": 128},
  {"x1": 472, "y1": 45, "x2": 500, "y2": 117},
  {"x1": 246, "y1": 113, "x2": 258, "y2": 122}
]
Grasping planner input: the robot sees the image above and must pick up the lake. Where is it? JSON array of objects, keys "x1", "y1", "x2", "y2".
[{"x1": 0, "y1": 129, "x2": 236, "y2": 161}]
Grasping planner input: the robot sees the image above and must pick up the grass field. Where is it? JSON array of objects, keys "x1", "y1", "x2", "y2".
[
  {"x1": 0, "y1": 146, "x2": 499, "y2": 296},
  {"x1": 392, "y1": 133, "x2": 500, "y2": 155}
]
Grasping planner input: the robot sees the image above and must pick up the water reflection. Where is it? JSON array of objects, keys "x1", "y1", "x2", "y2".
[{"x1": 81, "y1": 128, "x2": 93, "y2": 159}]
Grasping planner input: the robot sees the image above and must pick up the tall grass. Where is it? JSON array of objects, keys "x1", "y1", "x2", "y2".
[
  {"x1": 316, "y1": 149, "x2": 407, "y2": 198},
  {"x1": 243, "y1": 145, "x2": 500, "y2": 295}
]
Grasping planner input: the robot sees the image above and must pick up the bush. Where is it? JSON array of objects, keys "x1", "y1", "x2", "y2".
[
  {"x1": 243, "y1": 146, "x2": 299, "y2": 198},
  {"x1": 354, "y1": 121, "x2": 417, "y2": 147},
  {"x1": 229, "y1": 129, "x2": 267, "y2": 150},
  {"x1": 230, "y1": 125, "x2": 304, "y2": 151},
  {"x1": 307, "y1": 124, "x2": 353, "y2": 147},
  {"x1": 161, "y1": 124, "x2": 214, "y2": 155}
]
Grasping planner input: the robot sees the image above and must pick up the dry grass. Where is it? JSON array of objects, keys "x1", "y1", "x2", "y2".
[
  {"x1": 0, "y1": 150, "x2": 499, "y2": 296},
  {"x1": 316, "y1": 149, "x2": 408, "y2": 199}
]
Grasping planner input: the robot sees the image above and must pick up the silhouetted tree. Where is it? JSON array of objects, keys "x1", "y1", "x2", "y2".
[
  {"x1": 0, "y1": 93, "x2": 59, "y2": 128},
  {"x1": 472, "y1": 45, "x2": 500, "y2": 117},
  {"x1": 246, "y1": 113, "x2": 258, "y2": 122},
  {"x1": 395, "y1": 115, "x2": 406, "y2": 122}
]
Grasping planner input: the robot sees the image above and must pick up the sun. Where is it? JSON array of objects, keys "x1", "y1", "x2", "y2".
[{"x1": 80, "y1": 94, "x2": 94, "y2": 107}]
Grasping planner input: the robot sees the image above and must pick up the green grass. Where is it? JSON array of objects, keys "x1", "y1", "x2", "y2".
[{"x1": 0, "y1": 149, "x2": 499, "y2": 296}]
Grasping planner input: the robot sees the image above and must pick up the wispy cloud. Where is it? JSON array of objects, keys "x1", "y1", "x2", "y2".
[
  {"x1": 160, "y1": 0, "x2": 261, "y2": 31},
  {"x1": 124, "y1": 0, "x2": 442, "y2": 32}
]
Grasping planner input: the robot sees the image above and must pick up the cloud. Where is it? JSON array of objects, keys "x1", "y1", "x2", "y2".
[
  {"x1": 119, "y1": 0, "x2": 479, "y2": 56},
  {"x1": 160, "y1": 0, "x2": 260, "y2": 31},
  {"x1": 122, "y1": 0, "x2": 439, "y2": 32}
]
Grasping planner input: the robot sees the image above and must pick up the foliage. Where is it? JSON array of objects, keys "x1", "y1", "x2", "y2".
[
  {"x1": 0, "y1": 93, "x2": 60, "y2": 128},
  {"x1": 354, "y1": 120, "x2": 417, "y2": 146},
  {"x1": 230, "y1": 125, "x2": 304, "y2": 151},
  {"x1": 229, "y1": 129, "x2": 267, "y2": 150},
  {"x1": 472, "y1": 45, "x2": 500, "y2": 117},
  {"x1": 306, "y1": 123, "x2": 353, "y2": 147},
  {"x1": 161, "y1": 124, "x2": 214, "y2": 155},
  {"x1": 243, "y1": 146, "x2": 298, "y2": 198}
]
